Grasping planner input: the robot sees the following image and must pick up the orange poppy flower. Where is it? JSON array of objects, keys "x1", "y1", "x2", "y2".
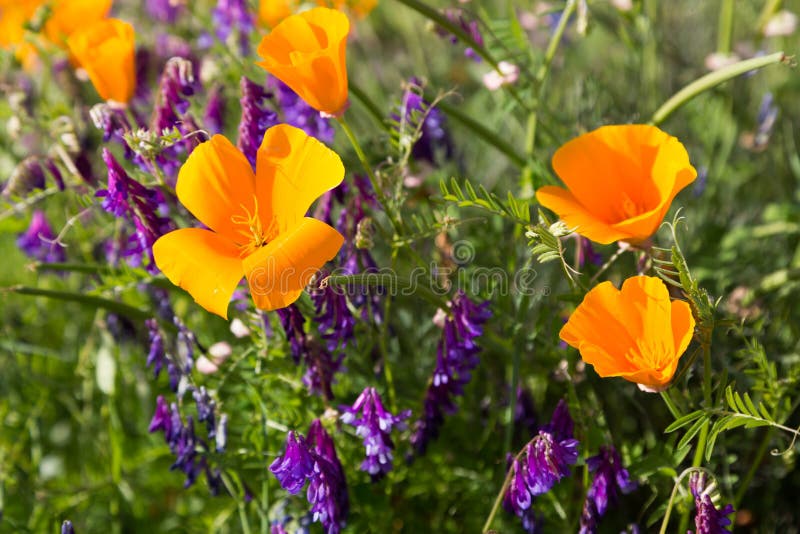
[
  {"x1": 560, "y1": 275, "x2": 695, "y2": 392},
  {"x1": 44, "y1": 0, "x2": 112, "y2": 46},
  {"x1": 536, "y1": 125, "x2": 697, "y2": 245},
  {"x1": 258, "y1": 0, "x2": 375, "y2": 27},
  {"x1": 0, "y1": 0, "x2": 43, "y2": 69},
  {"x1": 66, "y1": 18, "x2": 136, "y2": 104},
  {"x1": 152, "y1": 125, "x2": 345, "y2": 319},
  {"x1": 257, "y1": 7, "x2": 350, "y2": 116}
]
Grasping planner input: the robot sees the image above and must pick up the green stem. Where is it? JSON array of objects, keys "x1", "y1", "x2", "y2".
[
  {"x1": 660, "y1": 390, "x2": 683, "y2": 419},
  {"x1": 336, "y1": 116, "x2": 402, "y2": 233},
  {"x1": 521, "y1": 0, "x2": 577, "y2": 190},
  {"x1": 756, "y1": 0, "x2": 783, "y2": 34},
  {"x1": 322, "y1": 273, "x2": 450, "y2": 309},
  {"x1": 716, "y1": 0, "x2": 734, "y2": 54},
  {"x1": 349, "y1": 83, "x2": 390, "y2": 133},
  {"x1": 391, "y1": 0, "x2": 531, "y2": 112},
  {"x1": 436, "y1": 101, "x2": 526, "y2": 168},
  {"x1": 650, "y1": 51, "x2": 786, "y2": 125}
]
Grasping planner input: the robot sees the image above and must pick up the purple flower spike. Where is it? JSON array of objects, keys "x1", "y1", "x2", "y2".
[
  {"x1": 211, "y1": 0, "x2": 255, "y2": 55},
  {"x1": 205, "y1": 85, "x2": 226, "y2": 135},
  {"x1": 313, "y1": 276, "x2": 357, "y2": 354},
  {"x1": 270, "y1": 431, "x2": 316, "y2": 494},
  {"x1": 689, "y1": 472, "x2": 735, "y2": 534},
  {"x1": 579, "y1": 446, "x2": 636, "y2": 533},
  {"x1": 340, "y1": 387, "x2": 411, "y2": 480},
  {"x1": 17, "y1": 210, "x2": 65, "y2": 263},
  {"x1": 307, "y1": 420, "x2": 349, "y2": 534},
  {"x1": 238, "y1": 77, "x2": 278, "y2": 169},
  {"x1": 410, "y1": 291, "x2": 491, "y2": 456}
]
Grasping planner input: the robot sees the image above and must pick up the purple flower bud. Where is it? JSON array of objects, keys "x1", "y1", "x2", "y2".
[
  {"x1": 45, "y1": 159, "x2": 65, "y2": 191},
  {"x1": 525, "y1": 431, "x2": 579, "y2": 495},
  {"x1": 306, "y1": 420, "x2": 349, "y2": 533},
  {"x1": 193, "y1": 386, "x2": 217, "y2": 440},
  {"x1": 148, "y1": 395, "x2": 172, "y2": 433},
  {"x1": 17, "y1": 210, "x2": 65, "y2": 263},
  {"x1": 237, "y1": 76, "x2": 278, "y2": 169},
  {"x1": 392, "y1": 80, "x2": 453, "y2": 163},
  {"x1": 61, "y1": 520, "x2": 75, "y2": 534}
]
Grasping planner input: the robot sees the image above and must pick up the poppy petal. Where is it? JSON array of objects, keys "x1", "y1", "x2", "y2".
[
  {"x1": 176, "y1": 135, "x2": 257, "y2": 246},
  {"x1": 670, "y1": 299, "x2": 695, "y2": 357},
  {"x1": 256, "y1": 124, "x2": 345, "y2": 231},
  {"x1": 153, "y1": 228, "x2": 244, "y2": 319},
  {"x1": 243, "y1": 217, "x2": 343, "y2": 311},
  {"x1": 536, "y1": 186, "x2": 630, "y2": 244}
]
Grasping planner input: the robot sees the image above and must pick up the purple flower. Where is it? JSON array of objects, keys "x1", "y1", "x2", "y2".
[
  {"x1": 437, "y1": 8, "x2": 484, "y2": 62},
  {"x1": 340, "y1": 387, "x2": 411, "y2": 480},
  {"x1": 270, "y1": 431, "x2": 316, "y2": 494},
  {"x1": 579, "y1": 446, "x2": 636, "y2": 533},
  {"x1": 575, "y1": 236, "x2": 603, "y2": 269},
  {"x1": 17, "y1": 210, "x2": 65, "y2": 263},
  {"x1": 312, "y1": 276, "x2": 357, "y2": 354},
  {"x1": 153, "y1": 57, "x2": 197, "y2": 135},
  {"x1": 409, "y1": 291, "x2": 491, "y2": 456},
  {"x1": 211, "y1": 0, "x2": 255, "y2": 55},
  {"x1": 754, "y1": 92, "x2": 779, "y2": 150},
  {"x1": 44, "y1": 159, "x2": 65, "y2": 191},
  {"x1": 276, "y1": 304, "x2": 344, "y2": 400},
  {"x1": 268, "y1": 76, "x2": 334, "y2": 143},
  {"x1": 238, "y1": 76, "x2": 278, "y2": 169},
  {"x1": 525, "y1": 430, "x2": 579, "y2": 495},
  {"x1": 307, "y1": 420, "x2": 349, "y2": 533},
  {"x1": 503, "y1": 400, "x2": 579, "y2": 531},
  {"x1": 271, "y1": 421, "x2": 349, "y2": 533},
  {"x1": 205, "y1": 85, "x2": 226, "y2": 135},
  {"x1": 4, "y1": 157, "x2": 47, "y2": 197},
  {"x1": 149, "y1": 395, "x2": 221, "y2": 492},
  {"x1": 193, "y1": 386, "x2": 217, "y2": 440},
  {"x1": 393, "y1": 81, "x2": 453, "y2": 164},
  {"x1": 61, "y1": 520, "x2": 75, "y2": 534},
  {"x1": 97, "y1": 149, "x2": 173, "y2": 272},
  {"x1": 689, "y1": 472, "x2": 735, "y2": 534},
  {"x1": 146, "y1": 0, "x2": 185, "y2": 23}
]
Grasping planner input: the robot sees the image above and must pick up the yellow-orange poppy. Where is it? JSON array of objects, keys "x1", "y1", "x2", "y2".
[
  {"x1": 0, "y1": 0, "x2": 43, "y2": 69},
  {"x1": 559, "y1": 275, "x2": 695, "y2": 391},
  {"x1": 536, "y1": 125, "x2": 696, "y2": 245},
  {"x1": 44, "y1": 0, "x2": 112, "y2": 46},
  {"x1": 67, "y1": 18, "x2": 136, "y2": 104},
  {"x1": 258, "y1": 0, "x2": 374, "y2": 28},
  {"x1": 257, "y1": 7, "x2": 350, "y2": 116},
  {"x1": 153, "y1": 125, "x2": 345, "y2": 319}
]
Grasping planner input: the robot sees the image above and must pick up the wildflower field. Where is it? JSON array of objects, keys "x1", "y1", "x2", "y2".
[{"x1": 2, "y1": 0, "x2": 800, "y2": 532}]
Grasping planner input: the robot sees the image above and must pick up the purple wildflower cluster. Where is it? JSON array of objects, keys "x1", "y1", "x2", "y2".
[
  {"x1": 394, "y1": 80, "x2": 453, "y2": 165},
  {"x1": 689, "y1": 471, "x2": 735, "y2": 534},
  {"x1": 149, "y1": 394, "x2": 225, "y2": 493},
  {"x1": 144, "y1": 288, "x2": 196, "y2": 391},
  {"x1": 268, "y1": 76, "x2": 335, "y2": 144},
  {"x1": 238, "y1": 76, "x2": 278, "y2": 169},
  {"x1": 270, "y1": 420, "x2": 349, "y2": 533},
  {"x1": 579, "y1": 446, "x2": 636, "y2": 533},
  {"x1": 17, "y1": 210, "x2": 66, "y2": 263},
  {"x1": 146, "y1": 0, "x2": 185, "y2": 24},
  {"x1": 340, "y1": 387, "x2": 411, "y2": 480},
  {"x1": 503, "y1": 400, "x2": 580, "y2": 532},
  {"x1": 211, "y1": 0, "x2": 255, "y2": 56},
  {"x1": 96, "y1": 149, "x2": 173, "y2": 272},
  {"x1": 437, "y1": 8, "x2": 485, "y2": 62},
  {"x1": 409, "y1": 291, "x2": 492, "y2": 456}
]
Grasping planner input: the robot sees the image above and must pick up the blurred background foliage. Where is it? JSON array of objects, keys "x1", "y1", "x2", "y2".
[{"x1": 1, "y1": 0, "x2": 800, "y2": 532}]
